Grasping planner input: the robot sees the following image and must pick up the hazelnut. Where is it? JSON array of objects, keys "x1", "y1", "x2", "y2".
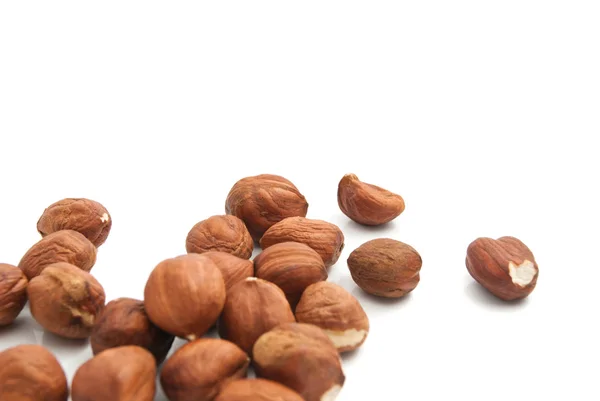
[
  {"x1": 295, "y1": 281, "x2": 369, "y2": 352},
  {"x1": 186, "y1": 215, "x2": 253, "y2": 259},
  {"x1": 200, "y1": 251, "x2": 254, "y2": 291},
  {"x1": 260, "y1": 217, "x2": 345, "y2": 268},
  {"x1": 218, "y1": 277, "x2": 295, "y2": 355},
  {"x1": 254, "y1": 242, "x2": 327, "y2": 308},
  {"x1": 0, "y1": 263, "x2": 28, "y2": 326},
  {"x1": 347, "y1": 238, "x2": 422, "y2": 298},
  {"x1": 90, "y1": 297, "x2": 175, "y2": 364},
  {"x1": 225, "y1": 174, "x2": 308, "y2": 241},
  {"x1": 160, "y1": 338, "x2": 250, "y2": 401},
  {"x1": 37, "y1": 198, "x2": 112, "y2": 247},
  {"x1": 18, "y1": 230, "x2": 97, "y2": 280},
  {"x1": 144, "y1": 254, "x2": 226, "y2": 340},
  {"x1": 215, "y1": 379, "x2": 304, "y2": 401},
  {"x1": 27, "y1": 262, "x2": 106, "y2": 339},
  {"x1": 71, "y1": 345, "x2": 156, "y2": 401},
  {"x1": 253, "y1": 323, "x2": 345, "y2": 401},
  {"x1": 337, "y1": 173, "x2": 405, "y2": 226},
  {"x1": 466, "y1": 236, "x2": 539, "y2": 301},
  {"x1": 0, "y1": 344, "x2": 69, "y2": 401}
]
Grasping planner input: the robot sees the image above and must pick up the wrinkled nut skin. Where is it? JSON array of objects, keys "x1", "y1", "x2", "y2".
[
  {"x1": 0, "y1": 344, "x2": 69, "y2": 401},
  {"x1": 37, "y1": 198, "x2": 112, "y2": 247},
  {"x1": 90, "y1": 297, "x2": 175, "y2": 364},
  {"x1": 253, "y1": 323, "x2": 345, "y2": 401},
  {"x1": 260, "y1": 217, "x2": 345, "y2": 268},
  {"x1": 254, "y1": 242, "x2": 328, "y2": 308},
  {"x1": 347, "y1": 238, "x2": 422, "y2": 298},
  {"x1": 0, "y1": 263, "x2": 28, "y2": 326},
  {"x1": 186, "y1": 215, "x2": 254, "y2": 259},
  {"x1": 337, "y1": 174, "x2": 405, "y2": 226},
  {"x1": 72, "y1": 346, "x2": 156, "y2": 401},
  {"x1": 225, "y1": 174, "x2": 309, "y2": 241},
  {"x1": 160, "y1": 338, "x2": 250, "y2": 401},
  {"x1": 218, "y1": 278, "x2": 295, "y2": 355},
  {"x1": 200, "y1": 251, "x2": 254, "y2": 291},
  {"x1": 215, "y1": 379, "x2": 304, "y2": 401},
  {"x1": 18, "y1": 230, "x2": 97, "y2": 280},
  {"x1": 295, "y1": 281, "x2": 369, "y2": 353},
  {"x1": 466, "y1": 236, "x2": 539, "y2": 301},
  {"x1": 27, "y1": 262, "x2": 106, "y2": 339},
  {"x1": 144, "y1": 254, "x2": 226, "y2": 340}
]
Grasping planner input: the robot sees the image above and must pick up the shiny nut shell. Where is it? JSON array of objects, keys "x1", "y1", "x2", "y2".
[
  {"x1": 215, "y1": 379, "x2": 304, "y2": 401},
  {"x1": 186, "y1": 215, "x2": 253, "y2": 259},
  {"x1": 200, "y1": 251, "x2": 254, "y2": 291},
  {"x1": 0, "y1": 263, "x2": 28, "y2": 326}
]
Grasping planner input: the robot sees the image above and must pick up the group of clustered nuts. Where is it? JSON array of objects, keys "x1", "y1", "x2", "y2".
[{"x1": 0, "y1": 173, "x2": 540, "y2": 401}]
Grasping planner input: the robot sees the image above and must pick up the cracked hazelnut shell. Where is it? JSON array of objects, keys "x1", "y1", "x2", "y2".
[
  {"x1": 200, "y1": 251, "x2": 254, "y2": 291},
  {"x1": 0, "y1": 263, "x2": 28, "y2": 326},
  {"x1": 215, "y1": 379, "x2": 304, "y2": 401},
  {"x1": 186, "y1": 215, "x2": 253, "y2": 259}
]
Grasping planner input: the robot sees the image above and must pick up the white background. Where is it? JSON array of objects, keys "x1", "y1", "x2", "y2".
[{"x1": 1, "y1": 1, "x2": 599, "y2": 400}]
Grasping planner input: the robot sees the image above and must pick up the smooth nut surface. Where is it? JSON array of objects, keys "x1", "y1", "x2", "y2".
[
  {"x1": 260, "y1": 217, "x2": 345, "y2": 268},
  {"x1": 215, "y1": 379, "x2": 304, "y2": 401},
  {"x1": 37, "y1": 198, "x2": 112, "y2": 247},
  {"x1": 0, "y1": 344, "x2": 69, "y2": 401},
  {"x1": 201, "y1": 251, "x2": 254, "y2": 291},
  {"x1": 295, "y1": 281, "x2": 369, "y2": 352},
  {"x1": 225, "y1": 174, "x2": 308, "y2": 241},
  {"x1": 347, "y1": 238, "x2": 422, "y2": 298},
  {"x1": 0, "y1": 263, "x2": 28, "y2": 326},
  {"x1": 27, "y1": 262, "x2": 106, "y2": 339},
  {"x1": 466, "y1": 236, "x2": 539, "y2": 301},
  {"x1": 186, "y1": 215, "x2": 253, "y2": 259},
  {"x1": 160, "y1": 338, "x2": 250, "y2": 401},
  {"x1": 337, "y1": 173, "x2": 405, "y2": 226},
  {"x1": 18, "y1": 230, "x2": 97, "y2": 280},
  {"x1": 72, "y1": 346, "x2": 156, "y2": 401}
]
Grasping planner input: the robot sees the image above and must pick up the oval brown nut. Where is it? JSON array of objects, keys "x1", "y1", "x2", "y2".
[
  {"x1": 466, "y1": 236, "x2": 539, "y2": 301},
  {"x1": 160, "y1": 338, "x2": 250, "y2": 401},
  {"x1": 347, "y1": 238, "x2": 422, "y2": 298},
  {"x1": 144, "y1": 254, "x2": 226, "y2": 340},
  {"x1": 254, "y1": 242, "x2": 327, "y2": 308},
  {"x1": 215, "y1": 379, "x2": 304, "y2": 401},
  {"x1": 200, "y1": 251, "x2": 254, "y2": 291},
  {"x1": 0, "y1": 263, "x2": 28, "y2": 326},
  {"x1": 72, "y1": 346, "x2": 156, "y2": 401},
  {"x1": 225, "y1": 174, "x2": 308, "y2": 241},
  {"x1": 18, "y1": 230, "x2": 97, "y2": 280},
  {"x1": 295, "y1": 281, "x2": 369, "y2": 353},
  {"x1": 37, "y1": 198, "x2": 112, "y2": 247},
  {"x1": 0, "y1": 344, "x2": 69, "y2": 401},
  {"x1": 90, "y1": 297, "x2": 175, "y2": 364},
  {"x1": 253, "y1": 323, "x2": 345, "y2": 401},
  {"x1": 337, "y1": 173, "x2": 405, "y2": 226},
  {"x1": 27, "y1": 262, "x2": 106, "y2": 339},
  {"x1": 186, "y1": 215, "x2": 253, "y2": 259},
  {"x1": 260, "y1": 217, "x2": 345, "y2": 268}
]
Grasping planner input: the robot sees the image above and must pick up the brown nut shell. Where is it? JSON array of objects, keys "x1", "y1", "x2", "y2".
[
  {"x1": 37, "y1": 198, "x2": 112, "y2": 247},
  {"x1": 0, "y1": 344, "x2": 69, "y2": 401},
  {"x1": 260, "y1": 217, "x2": 345, "y2": 268},
  {"x1": 0, "y1": 263, "x2": 28, "y2": 326},
  {"x1": 201, "y1": 251, "x2": 254, "y2": 291},
  {"x1": 215, "y1": 379, "x2": 304, "y2": 401},
  {"x1": 337, "y1": 173, "x2": 405, "y2": 226},
  {"x1": 347, "y1": 238, "x2": 422, "y2": 298},
  {"x1": 71, "y1": 345, "x2": 156, "y2": 401},
  {"x1": 160, "y1": 338, "x2": 250, "y2": 401},
  {"x1": 466, "y1": 236, "x2": 539, "y2": 301},
  {"x1": 18, "y1": 230, "x2": 97, "y2": 280},
  {"x1": 186, "y1": 215, "x2": 253, "y2": 259},
  {"x1": 27, "y1": 262, "x2": 106, "y2": 339}
]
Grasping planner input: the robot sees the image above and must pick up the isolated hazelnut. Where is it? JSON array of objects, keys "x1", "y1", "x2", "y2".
[
  {"x1": 186, "y1": 215, "x2": 253, "y2": 259},
  {"x1": 144, "y1": 254, "x2": 226, "y2": 340},
  {"x1": 295, "y1": 281, "x2": 369, "y2": 352},
  {"x1": 72, "y1": 345, "x2": 156, "y2": 401},
  {"x1": 18, "y1": 230, "x2": 97, "y2": 280},
  {"x1": 0, "y1": 263, "x2": 28, "y2": 326},
  {"x1": 37, "y1": 198, "x2": 112, "y2": 247},
  {"x1": 466, "y1": 236, "x2": 539, "y2": 301},
  {"x1": 215, "y1": 379, "x2": 304, "y2": 401},
  {"x1": 90, "y1": 297, "x2": 175, "y2": 363},
  {"x1": 160, "y1": 338, "x2": 250, "y2": 401},
  {"x1": 347, "y1": 238, "x2": 422, "y2": 298},
  {"x1": 253, "y1": 323, "x2": 345, "y2": 401},
  {"x1": 254, "y1": 242, "x2": 327, "y2": 308},
  {"x1": 218, "y1": 277, "x2": 295, "y2": 355},
  {"x1": 201, "y1": 251, "x2": 254, "y2": 290},
  {"x1": 0, "y1": 344, "x2": 69, "y2": 401},
  {"x1": 225, "y1": 174, "x2": 308, "y2": 241},
  {"x1": 260, "y1": 217, "x2": 345, "y2": 268},
  {"x1": 27, "y1": 262, "x2": 106, "y2": 339},
  {"x1": 337, "y1": 173, "x2": 405, "y2": 226}
]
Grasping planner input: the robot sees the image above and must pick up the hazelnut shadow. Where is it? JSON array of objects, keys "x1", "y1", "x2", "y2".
[
  {"x1": 351, "y1": 287, "x2": 414, "y2": 307},
  {"x1": 341, "y1": 220, "x2": 399, "y2": 236},
  {"x1": 464, "y1": 281, "x2": 529, "y2": 309},
  {"x1": 41, "y1": 330, "x2": 89, "y2": 349}
]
